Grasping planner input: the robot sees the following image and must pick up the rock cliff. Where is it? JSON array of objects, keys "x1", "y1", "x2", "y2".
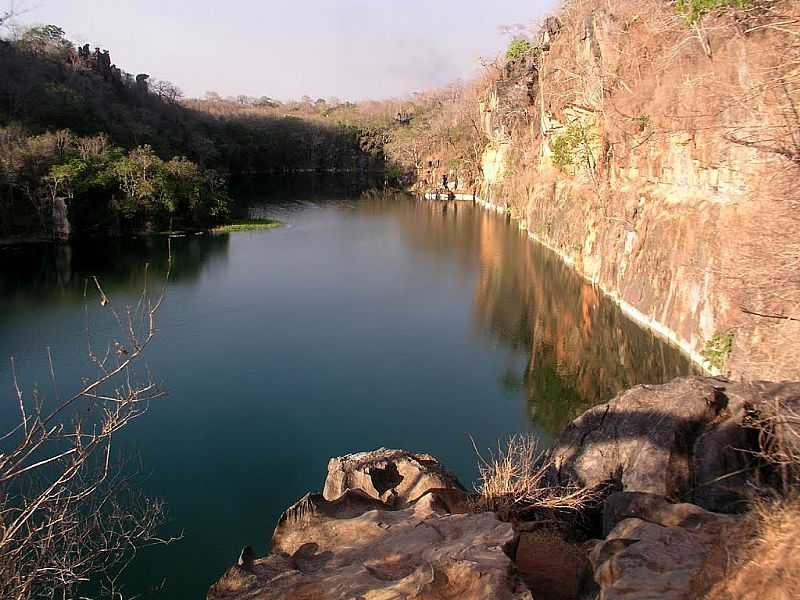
[{"x1": 410, "y1": 0, "x2": 800, "y2": 381}]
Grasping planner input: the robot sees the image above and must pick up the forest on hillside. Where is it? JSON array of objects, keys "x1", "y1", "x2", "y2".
[{"x1": 0, "y1": 24, "x2": 390, "y2": 239}]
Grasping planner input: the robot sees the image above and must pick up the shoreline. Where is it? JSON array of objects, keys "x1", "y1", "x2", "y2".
[{"x1": 416, "y1": 191, "x2": 715, "y2": 375}]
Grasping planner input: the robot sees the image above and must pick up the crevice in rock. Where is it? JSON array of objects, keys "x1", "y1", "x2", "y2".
[{"x1": 368, "y1": 462, "x2": 403, "y2": 496}]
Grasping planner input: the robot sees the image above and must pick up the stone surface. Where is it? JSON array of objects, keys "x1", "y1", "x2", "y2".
[
  {"x1": 693, "y1": 380, "x2": 800, "y2": 510},
  {"x1": 590, "y1": 501, "x2": 735, "y2": 600},
  {"x1": 550, "y1": 377, "x2": 729, "y2": 503},
  {"x1": 602, "y1": 491, "x2": 715, "y2": 537},
  {"x1": 208, "y1": 488, "x2": 531, "y2": 600},
  {"x1": 322, "y1": 448, "x2": 466, "y2": 508},
  {"x1": 549, "y1": 377, "x2": 800, "y2": 511},
  {"x1": 737, "y1": 381, "x2": 800, "y2": 489}
]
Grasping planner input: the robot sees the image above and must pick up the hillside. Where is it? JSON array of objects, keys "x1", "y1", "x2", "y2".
[{"x1": 0, "y1": 26, "x2": 385, "y2": 239}]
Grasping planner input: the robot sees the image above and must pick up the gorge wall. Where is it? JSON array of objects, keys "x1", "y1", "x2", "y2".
[{"x1": 410, "y1": 0, "x2": 800, "y2": 381}]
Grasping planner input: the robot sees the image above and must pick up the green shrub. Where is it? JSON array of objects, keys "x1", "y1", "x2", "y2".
[
  {"x1": 384, "y1": 163, "x2": 403, "y2": 182},
  {"x1": 550, "y1": 122, "x2": 597, "y2": 173},
  {"x1": 506, "y1": 38, "x2": 534, "y2": 62},
  {"x1": 702, "y1": 331, "x2": 734, "y2": 370},
  {"x1": 32, "y1": 136, "x2": 231, "y2": 231},
  {"x1": 675, "y1": 0, "x2": 750, "y2": 23}
]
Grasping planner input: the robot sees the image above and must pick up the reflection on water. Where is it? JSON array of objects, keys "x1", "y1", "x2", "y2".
[
  {"x1": 0, "y1": 235, "x2": 230, "y2": 311},
  {"x1": 372, "y1": 191, "x2": 696, "y2": 436}
]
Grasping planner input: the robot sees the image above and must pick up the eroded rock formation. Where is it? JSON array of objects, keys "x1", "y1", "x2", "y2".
[
  {"x1": 591, "y1": 493, "x2": 735, "y2": 600},
  {"x1": 209, "y1": 454, "x2": 529, "y2": 600},
  {"x1": 322, "y1": 448, "x2": 466, "y2": 508}
]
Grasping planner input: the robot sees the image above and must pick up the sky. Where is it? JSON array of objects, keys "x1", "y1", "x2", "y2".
[{"x1": 6, "y1": 0, "x2": 558, "y2": 101}]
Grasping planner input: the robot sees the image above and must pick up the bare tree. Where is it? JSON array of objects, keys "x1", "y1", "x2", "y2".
[
  {"x1": 0, "y1": 261, "x2": 177, "y2": 599},
  {"x1": 150, "y1": 79, "x2": 183, "y2": 105}
]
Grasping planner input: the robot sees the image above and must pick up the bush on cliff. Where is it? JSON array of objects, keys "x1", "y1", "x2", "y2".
[
  {"x1": 471, "y1": 434, "x2": 597, "y2": 520},
  {"x1": 675, "y1": 0, "x2": 751, "y2": 23},
  {"x1": 506, "y1": 38, "x2": 535, "y2": 62}
]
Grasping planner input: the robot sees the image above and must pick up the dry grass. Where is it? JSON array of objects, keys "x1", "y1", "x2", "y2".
[
  {"x1": 471, "y1": 434, "x2": 597, "y2": 519},
  {"x1": 707, "y1": 392, "x2": 800, "y2": 599},
  {"x1": 749, "y1": 395, "x2": 800, "y2": 493},
  {"x1": 706, "y1": 495, "x2": 800, "y2": 600}
]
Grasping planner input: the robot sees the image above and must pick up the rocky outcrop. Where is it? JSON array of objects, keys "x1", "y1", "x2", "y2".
[
  {"x1": 550, "y1": 376, "x2": 800, "y2": 512},
  {"x1": 551, "y1": 377, "x2": 728, "y2": 503},
  {"x1": 209, "y1": 378, "x2": 800, "y2": 599},
  {"x1": 208, "y1": 488, "x2": 530, "y2": 600},
  {"x1": 322, "y1": 448, "x2": 466, "y2": 508}
]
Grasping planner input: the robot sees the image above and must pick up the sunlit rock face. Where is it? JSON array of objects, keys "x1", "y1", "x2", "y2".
[
  {"x1": 322, "y1": 448, "x2": 466, "y2": 508},
  {"x1": 413, "y1": 2, "x2": 800, "y2": 382},
  {"x1": 591, "y1": 500, "x2": 736, "y2": 600},
  {"x1": 208, "y1": 487, "x2": 530, "y2": 600},
  {"x1": 208, "y1": 374, "x2": 800, "y2": 600},
  {"x1": 207, "y1": 449, "x2": 532, "y2": 600}
]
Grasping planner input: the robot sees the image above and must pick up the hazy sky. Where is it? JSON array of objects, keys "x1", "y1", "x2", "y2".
[{"x1": 8, "y1": 0, "x2": 557, "y2": 100}]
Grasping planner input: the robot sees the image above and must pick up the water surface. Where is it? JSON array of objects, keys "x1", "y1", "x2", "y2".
[{"x1": 0, "y1": 178, "x2": 694, "y2": 598}]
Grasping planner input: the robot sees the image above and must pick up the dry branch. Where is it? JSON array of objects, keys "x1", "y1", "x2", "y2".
[{"x1": 0, "y1": 252, "x2": 176, "y2": 600}]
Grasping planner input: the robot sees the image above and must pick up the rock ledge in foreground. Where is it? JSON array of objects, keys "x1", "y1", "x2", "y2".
[{"x1": 208, "y1": 488, "x2": 530, "y2": 600}]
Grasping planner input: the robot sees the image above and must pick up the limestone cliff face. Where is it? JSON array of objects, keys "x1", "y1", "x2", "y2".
[{"x1": 415, "y1": 0, "x2": 800, "y2": 380}]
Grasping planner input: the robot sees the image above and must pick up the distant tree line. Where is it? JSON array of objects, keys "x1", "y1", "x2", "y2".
[{"x1": 0, "y1": 25, "x2": 385, "y2": 239}]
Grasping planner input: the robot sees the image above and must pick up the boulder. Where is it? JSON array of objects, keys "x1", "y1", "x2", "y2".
[
  {"x1": 729, "y1": 380, "x2": 800, "y2": 490},
  {"x1": 550, "y1": 377, "x2": 729, "y2": 503},
  {"x1": 549, "y1": 377, "x2": 800, "y2": 511},
  {"x1": 687, "y1": 379, "x2": 800, "y2": 510},
  {"x1": 322, "y1": 448, "x2": 466, "y2": 508},
  {"x1": 208, "y1": 488, "x2": 531, "y2": 600},
  {"x1": 590, "y1": 501, "x2": 735, "y2": 600}
]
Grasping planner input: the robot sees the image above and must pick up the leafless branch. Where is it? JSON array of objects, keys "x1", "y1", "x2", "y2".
[{"x1": 0, "y1": 252, "x2": 175, "y2": 599}]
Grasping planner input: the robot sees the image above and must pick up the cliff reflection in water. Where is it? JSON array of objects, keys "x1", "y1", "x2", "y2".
[{"x1": 384, "y1": 193, "x2": 696, "y2": 436}]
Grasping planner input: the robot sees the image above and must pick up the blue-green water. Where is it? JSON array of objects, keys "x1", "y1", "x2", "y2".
[{"x1": 0, "y1": 179, "x2": 694, "y2": 598}]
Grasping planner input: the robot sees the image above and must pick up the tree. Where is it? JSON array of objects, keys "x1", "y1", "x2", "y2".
[
  {"x1": 505, "y1": 37, "x2": 534, "y2": 62},
  {"x1": 17, "y1": 24, "x2": 73, "y2": 58},
  {"x1": 151, "y1": 79, "x2": 183, "y2": 104},
  {"x1": 0, "y1": 271, "x2": 176, "y2": 599},
  {"x1": 255, "y1": 96, "x2": 280, "y2": 108}
]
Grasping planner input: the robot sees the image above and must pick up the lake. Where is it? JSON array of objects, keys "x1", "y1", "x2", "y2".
[{"x1": 0, "y1": 177, "x2": 695, "y2": 598}]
